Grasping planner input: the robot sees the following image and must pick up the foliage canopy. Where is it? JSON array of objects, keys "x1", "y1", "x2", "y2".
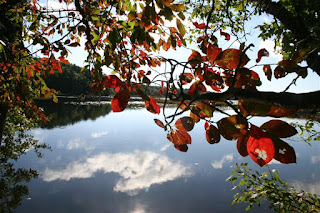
[{"x1": 0, "y1": 0, "x2": 319, "y2": 167}]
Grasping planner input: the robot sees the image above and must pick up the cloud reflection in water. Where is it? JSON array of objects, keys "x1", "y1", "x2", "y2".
[{"x1": 42, "y1": 151, "x2": 192, "y2": 195}]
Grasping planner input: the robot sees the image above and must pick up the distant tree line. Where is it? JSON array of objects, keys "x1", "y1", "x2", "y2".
[{"x1": 44, "y1": 63, "x2": 167, "y2": 97}]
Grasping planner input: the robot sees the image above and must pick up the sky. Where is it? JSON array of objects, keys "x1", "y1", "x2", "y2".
[{"x1": 38, "y1": 0, "x2": 320, "y2": 94}]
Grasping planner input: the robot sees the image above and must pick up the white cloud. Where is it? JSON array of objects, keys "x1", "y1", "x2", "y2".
[
  {"x1": 160, "y1": 144, "x2": 171, "y2": 152},
  {"x1": 42, "y1": 151, "x2": 192, "y2": 195},
  {"x1": 311, "y1": 156, "x2": 320, "y2": 164},
  {"x1": 211, "y1": 154, "x2": 233, "y2": 169},
  {"x1": 291, "y1": 181, "x2": 320, "y2": 195},
  {"x1": 268, "y1": 159, "x2": 281, "y2": 165},
  {"x1": 91, "y1": 130, "x2": 108, "y2": 138}
]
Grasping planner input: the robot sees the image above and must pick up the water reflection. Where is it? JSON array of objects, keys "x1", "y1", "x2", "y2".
[
  {"x1": 36, "y1": 101, "x2": 111, "y2": 128},
  {"x1": 211, "y1": 154, "x2": 234, "y2": 169},
  {"x1": 42, "y1": 151, "x2": 192, "y2": 196}
]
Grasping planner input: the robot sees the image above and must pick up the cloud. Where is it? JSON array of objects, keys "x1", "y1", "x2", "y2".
[
  {"x1": 211, "y1": 154, "x2": 233, "y2": 169},
  {"x1": 291, "y1": 181, "x2": 320, "y2": 195},
  {"x1": 56, "y1": 138, "x2": 95, "y2": 151},
  {"x1": 91, "y1": 130, "x2": 108, "y2": 138},
  {"x1": 311, "y1": 156, "x2": 320, "y2": 164},
  {"x1": 42, "y1": 151, "x2": 192, "y2": 195},
  {"x1": 160, "y1": 144, "x2": 171, "y2": 152}
]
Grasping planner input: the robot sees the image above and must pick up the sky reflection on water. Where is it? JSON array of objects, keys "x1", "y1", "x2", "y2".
[{"x1": 14, "y1": 105, "x2": 320, "y2": 212}]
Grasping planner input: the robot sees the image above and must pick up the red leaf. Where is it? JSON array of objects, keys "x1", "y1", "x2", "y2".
[
  {"x1": 272, "y1": 137, "x2": 296, "y2": 164},
  {"x1": 154, "y1": 119, "x2": 166, "y2": 130},
  {"x1": 256, "y1": 48, "x2": 269, "y2": 63},
  {"x1": 261, "y1": 120, "x2": 297, "y2": 138},
  {"x1": 175, "y1": 34, "x2": 182, "y2": 47},
  {"x1": 220, "y1": 29, "x2": 230, "y2": 40},
  {"x1": 174, "y1": 144, "x2": 188, "y2": 152},
  {"x1": 175, "y1": 116, "x2": 194, "y2": 132},
  {"x1": 215, "y1": 49, "x2": 249, "y2": 70},
  {"x1": 267, "y1": 106, "x2": 297, "y2": 118},
  {"x1": 237, "y1": 133, "x2": 249, "y2": 157},
  {"x1": 192, "y1": 22, "x2": 207, "y2": 29},
  {"x1": 207, "y1": 44, "x2": 222, "y2": 63},
  {"x1": 145, "y1": 96, "x2": 160, "y2": 114},
  {"x1": 103, "y1": 75, "x2": 123, "y2": 88},
  {"x1": 188, "y1": 51, "x2": 202, "y2": 68},
  {"x1": 180, "y1": 73, "x2": 194, "y2": 85},
  {"x1": 111, "y1": 88, "x2": 130, "y2": 112},
  {"x1": 204, "y1": 121, "x2": 209, "y2": 130},
  {"x1": 188, "y1": 81, "x2": 198, "y2": 96},
  {"x1": 247, "y1": 125, "x2": 275, "y2": 167},
  {"x1": 58, "y1": 56, "x2": 70, "y2": 64},
  {"x1": 263, "y1": 65, "x2": 272, "y2": 81},
  {"x1": 206, "y1": 125, "x2": 220, "y2": 144},
  {"x1": 217, "y1": 115, "x2": 248, "y2": 140},
  {"x1": 167, "y1": 130, "x2": 191, "y2": 145}
]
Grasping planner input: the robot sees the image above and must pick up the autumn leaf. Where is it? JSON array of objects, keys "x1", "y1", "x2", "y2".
[
  {"x1": 145, "y1": 96, "x2": 160, "y2": 114},
  {"x1": 154, "y1": 119, "x2": 166, "y2": 130},
  {"x1": 180, "y1": 73, "x2": 194, "y2": 85},
  {"x1": 215, "y1": 49, "x2": 250, "y2": 70},
  {"x1": 263, "y1": 65, "x2": 272, "y2": 81},
  {"x1": 267, "y1": 106, "x2": 297, "y2": 118},
  {"x1": 174, "y1": 144, "x2": 188, "y2": 152},
  {"x1": 220, "y1": 29, "x2": 230, "y2": 40},
  {"x1": 111, "y1": 88, "x2": 130, "y2": 112},
  {"x1": 247, "y1": 125, "x2": 275, "y2": 167},
  {"x1": 167, "y1": 129, "x2": 191, "y2": 145},
  {"x1": 58, "y1": 56, "x2": 70, "y2": 64},
  {"x1": 175, "y1": 116, "x2": 194, "y2": 131},
  {"x1": 103, "y1": 75, "x2": 124, "y2": 88},
  {"x1": 188, "y1": 51, "x2": 202, "y2": 68},
  {"x1": 207, "y1": 44, "x2": 222, "y2": 63},
  {"x1": 192, "y1": 22, "x2": 208, "y2": 29},
  {"x1": 272, "y1": 137, "x2": 296, "y2": 164},
  {"x1": 217, "y1": 115, "x2": 248, "y2": 140},
  {"x1": 206, "y1": 125, "x2": 220, "y2": 144},
  {"x1": 256, "y1": 48, "x2": 269, "y2": 63},
  {"x1": 261, "y1": 120, "x2": 297, "y2": 138},
  {"x1": 237, "y1": 133, "x2": 249, "y2": 157}
]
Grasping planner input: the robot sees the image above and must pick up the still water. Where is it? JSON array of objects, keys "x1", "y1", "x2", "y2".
[{"x1": 12, "y1": 103, "x2": 320, "y2": 212}]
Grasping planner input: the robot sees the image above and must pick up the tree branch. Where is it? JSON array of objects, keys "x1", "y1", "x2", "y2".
[{"x1": 181, "y1": 88, "x2": 320, "y2": 110}]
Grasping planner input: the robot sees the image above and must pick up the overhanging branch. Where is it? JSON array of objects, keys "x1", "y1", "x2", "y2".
[{"x1": 183, "y1": 88, "x2": 320, "y2": 109}]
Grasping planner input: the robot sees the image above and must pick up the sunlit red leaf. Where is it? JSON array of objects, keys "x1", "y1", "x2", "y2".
[
  {"x1": 207, "y1": 44, "x2": 222, "y2": 63},
  {"x1": 175, "y1": 34, "x2": 182, "y2": 47},
  {"x1": 256, "y1": 48, "x2": 269, "y2": 63},
  {"x1": 188, "y1": 51, "x2": 202, "y2": 68},
  {"x1": 220, "y1": 29, "x2": 230, "y2": 40},
  {"x1": 239, "y1": 100, "x2": 271, "y2": 117},
  {"x1": 167, "y1": 129, "x2": 191, "y2": 145},
  {"x1": 175, "y1": 116, "x2": 194, "y2": 131},
  {"x1": 261, "y1": 120, "x2": 297, "y2": 138},
  {"x1": 217, "y1": 115, "x2": 248, "y2": 140},
  {"x1": 267, "y1": 106, "x2": 297, "y2": 118},
  {"x1": 145, "y1": 96, "x2": 160, "y2": 114},
  {"x1": 111, "y1": 88, "x2": 130, "y2": 112},
  {"x1": 190, "y1": 111, "x2": 200, "y2": 123},
  {"x1": 195, "y1": 102, "x2": 214, "y2": 118},
  {"x1": 58, "y1": 56, "x2": 70, "y2": 64},
  {"x1": 215, "y1": 49, "x2": 249, "y2": 70},
  {"x1": 103, "y1": 75, "x2": 124, "y2": 88},
  {"x1": 247, "y1": 125, "x2": 275, "y2": 166},
  {"x1": 263, "y1": 65, "x2": 272, "y2": 81},
  {"x1": 188, "y1": 81, "x2": 198, "y2": 96},
  {"x1": 206, "y1": 125, "x2": 220, "y2": 144},
  {"x1": 237, "y1": 133, "x2": 249, "y2": 157},
  {"x1": 272, "y1": 137, "x2": 296, "y2": 164},
  {"x1": 180, "y1": 73, "x2": 194, "y2": 85},
  {"x1": 154, "y1": 119, "x2": 166, "y2": 130},
  {"x1": 192, "y1": 22, "x2": 208, "y2": 29},
  {"x1": 204, "y1": 121, "x2": 209, "y2": 130}
]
